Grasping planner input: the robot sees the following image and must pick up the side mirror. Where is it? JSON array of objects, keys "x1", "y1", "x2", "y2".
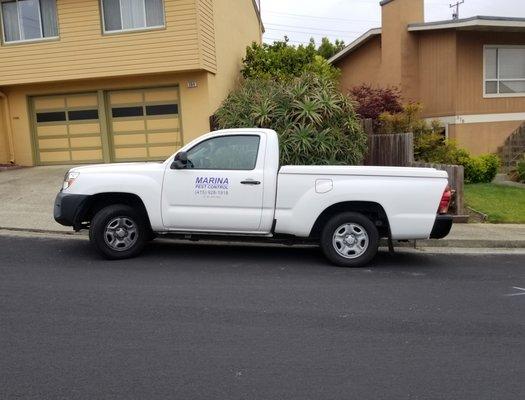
[{"x1": 171, "y1": 151, "x2": 189, "y2": 169}]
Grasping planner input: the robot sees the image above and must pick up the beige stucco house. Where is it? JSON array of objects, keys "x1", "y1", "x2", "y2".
[
  {"x1": 0, "y1": 0, "x2": 262, "y2": 166},
  {"x1": 330, "y1": 0, "x2": 525, "y2": 157}
]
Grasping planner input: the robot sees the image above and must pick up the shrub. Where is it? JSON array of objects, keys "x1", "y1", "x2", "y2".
[
  {"x1": 215, "y1": 73, "x2": 367, "y2": 166},
  {"x1": 241, "y1": 39, "x2": 341, "y2": 81},
  {"x1": 349, "y1": 85, "x2": 403, "y2": 129},
  {"x1": 463, "y1": 154, "x2": 500, "y2": 184},
  {"x1": 379, "y1": 103, "x2": 500, "y2": 183},
  {"x1": 517, "y1": 156, "x2": 525, "y2": 183}
]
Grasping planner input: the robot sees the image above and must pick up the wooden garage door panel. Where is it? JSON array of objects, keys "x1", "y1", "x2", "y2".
[
  {"x1": 147, "y1": 132, "x2": 180, "y2": 144},
  {"x1": 144, "y1": 88, "x2": 179, "y2": 102},
  {"x1": 112, "y1": 120, "x2": 146, "y2": 132},
  {"x1": 113, "y1": 134, "x2": 147, "y2": 146},
  {"x1": 148, "y1": 145, "x2": 178, "y2": 158},
  {"x1": 146, "y1": 117, "x2": 180, "y2": 131},
  {"x1": 70, "y1": 137, "x2": 102, "y2": 148},
  {"x1": 110, "y1": 91, "x2": 143, "y2": 105},
  {"x1": 39, "y1": 138, "x2": 69, "y2": 149},
  {"x1": 108, "y1": 86, "x2": 181, "y2": 162},
  {"x1": 32, "y1": 93, "x2": 104, "y2": 165},
  {"x1": 69, "y1": 123, "x2": 101, "y2": 135},
  {"x1": 115, "y1": 147, "x2": 148, "y2": 159},
  {"x1": 37, "y1": 125, "x2": 68, "y2": 137},
  {"x1": 66, "y1": 94, "x2": 98, "y2": 108},
  {"x1": 71, "y1": 150, "x2": 103, "y2": 161},
  {"x1": 39, "y1": 151, "x2": 71, "y2": 163},
  {"x1": 34, "y1": 96, "x2": 66, "y2": 110}
]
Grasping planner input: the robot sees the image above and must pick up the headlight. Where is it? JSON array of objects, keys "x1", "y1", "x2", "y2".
[{"x1": 63, "y1": 171, "x2": 80, "y2": 190}]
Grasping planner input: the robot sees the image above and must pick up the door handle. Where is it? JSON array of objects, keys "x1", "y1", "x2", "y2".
[{"x1": 241, "y1": 179, "x2": 261, "y2": 185}]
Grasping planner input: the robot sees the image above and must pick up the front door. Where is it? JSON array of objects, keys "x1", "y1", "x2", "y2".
[{"x1": 162, "y1": 133, "x2": 265, "y2": 233}]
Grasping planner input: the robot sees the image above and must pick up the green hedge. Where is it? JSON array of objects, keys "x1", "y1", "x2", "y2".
[{"x1": 463, "y1": 154, "x2": 500, "y2": 184}]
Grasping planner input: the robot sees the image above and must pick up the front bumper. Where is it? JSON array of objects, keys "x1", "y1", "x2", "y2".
[
  {"x1": 429, "y1": 214, "x2": 453, "y2": 239},
  {"x1": 54, "y1": 192, "x2": 89, "y2": 227}
]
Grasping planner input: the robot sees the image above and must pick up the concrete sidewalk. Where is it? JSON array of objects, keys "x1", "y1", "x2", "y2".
[{"x1": 1, "y1": 166, "x2": 524, "y2": 248}]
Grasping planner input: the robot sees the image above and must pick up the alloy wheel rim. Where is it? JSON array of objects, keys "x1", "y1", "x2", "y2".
[
  {"x1": 104, "y1": 217, "x2": 138, "y2": 251},
  {"x1": 332, "y1": 223, "x2": 369, "y2": 259}
]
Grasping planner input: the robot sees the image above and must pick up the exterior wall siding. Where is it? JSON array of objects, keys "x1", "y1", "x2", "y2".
[
  {"x1": 456, "y1": 31, "x2": 525, "y2": 115},
  {"x1": 335, "y1": 36, "x2": 382, "y2": 95},
  {"x1": 197, "y1": 0, "x2": 217, "y2": 73},
  {"x1": 417, "y1": 31, "x2": 457, "y2": 117},
  {"x1": 207, "y1": 0, "x2": 262, "y2": 113},
  {"x1": 0, "y1": 0, "x2": 209, "y2": 86},
  {"x1": 449, "y1": 120, "x2": 523, "y2": 155}
]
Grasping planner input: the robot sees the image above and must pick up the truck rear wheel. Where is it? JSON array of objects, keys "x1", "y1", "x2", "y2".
[
  {"x1": 320, "y1": 212, "x2": 379, "y2": 267},
  {"x1": 89, "y1": 204, "x2": 147, "y2": 260}
]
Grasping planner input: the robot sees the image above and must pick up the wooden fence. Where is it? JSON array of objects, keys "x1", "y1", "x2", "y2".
[
  {"x1": 364, "y1": 133, "x2": 414, "y2": 167},
  {"x1": 412, "y1": 162, "x2": 465, "y2": 215}
]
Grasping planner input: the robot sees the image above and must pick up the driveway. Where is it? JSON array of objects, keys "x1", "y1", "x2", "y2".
[{"x1": 0, "y1": 166, "x2": 71, "y2": 232}]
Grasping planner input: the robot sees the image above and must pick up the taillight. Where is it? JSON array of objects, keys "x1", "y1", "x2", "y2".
[{"x1": 438, "y1": 185, "x2": 452, "y2": 214}]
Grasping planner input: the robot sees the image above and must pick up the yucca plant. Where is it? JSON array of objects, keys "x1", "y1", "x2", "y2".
[{"x1": 215, "y1": 72, "x2": 367, "y2": 166}]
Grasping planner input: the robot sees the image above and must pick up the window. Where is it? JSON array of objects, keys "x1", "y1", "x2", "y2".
[
  {"x1": 68, "y1": 109, "x2": 99, "y2": 121},
  {"x1": 112, "y1": 106, "x2": 144, "y2": 118},
  {"x1": 484, "y1": 46, "x2": 525, "y2": 96},
  {"x1": 101, "y1": 0, "x2": 165, "y2": 33},
  {"x1": 146, "y1": 104, "x2": 178, "y2": 116},
  {"x1": 186, "y1": 135, "x2": 260, "y2": 170},
  {"x1": 36, "y1": 111, "x2": 66, "y2": 123},
  {"x1": 1, "y1": 0, "x2": 57, "y2": 43}
]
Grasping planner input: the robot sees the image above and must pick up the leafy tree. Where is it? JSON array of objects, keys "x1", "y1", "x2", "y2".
[
  {"x1": 317, "y1": 37, "x2": 346, "y2": 59},
  {"x1": 349, "y1": 85, "x2": 403, "y2": 130},
  {"x1": 241, "y1": 37, "x2": 342, "y2": 81},
  {"x1": 215, "y1": 72, "x2": 367, "y2": 166}
]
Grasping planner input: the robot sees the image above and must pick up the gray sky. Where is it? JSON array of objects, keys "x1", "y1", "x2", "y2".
[{"x1": 261, "y1": 0, "x2": 525, "y2": 46}]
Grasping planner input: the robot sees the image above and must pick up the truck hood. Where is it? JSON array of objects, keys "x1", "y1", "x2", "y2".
[{"x1": 69, "y1": 162, "x2": 166, "y2": 174}]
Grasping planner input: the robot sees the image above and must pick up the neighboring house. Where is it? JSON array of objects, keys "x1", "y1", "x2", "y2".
[
  {"x1": 0, "y1": 0, "x2": 263, "y2": 166},
  {"x1": 329, "y1": 0, "x2": 525, "y2": 157}
]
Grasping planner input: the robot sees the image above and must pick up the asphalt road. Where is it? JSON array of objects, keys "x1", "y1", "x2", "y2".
[{"x1": 1, "y1": 234, "x2": 524, "y2": 400}]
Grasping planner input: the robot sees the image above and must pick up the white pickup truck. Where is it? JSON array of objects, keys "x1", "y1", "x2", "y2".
[{"x1": 54, "y1": 128, "x2": 452, "y2": 267}]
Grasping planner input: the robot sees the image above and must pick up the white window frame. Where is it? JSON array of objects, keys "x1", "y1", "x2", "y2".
[
  {"x1": 100, "y1": 0, "x2": 165, "y2": 35},
  {"x1": 0, "y1": 0, "x2": 58, "y2": 44},
  {"x1": 483, "y1": 44, "x2": 525, "y2": 98}
]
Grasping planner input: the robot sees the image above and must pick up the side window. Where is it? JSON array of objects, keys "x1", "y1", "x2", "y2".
[
  {"x1": 187, "y1": 135, "x2": 260, "y2": 170},
  {"x1": 1, "y1": 0, "x2": 59, "y2": 43}
]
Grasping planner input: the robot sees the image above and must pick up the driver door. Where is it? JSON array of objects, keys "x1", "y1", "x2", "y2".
[{"x1": 161, "y1": 133, "x2": 265, "y2": 233}]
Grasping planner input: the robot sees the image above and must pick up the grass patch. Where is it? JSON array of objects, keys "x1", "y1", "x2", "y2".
[{"x1": 465, "y1": 183, "x2": 525, "y2": 223}]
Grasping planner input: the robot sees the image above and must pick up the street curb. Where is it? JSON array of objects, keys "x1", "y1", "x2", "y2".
[
  {"x1": 1, "y1": 226, "x2": 524, "y2": 249},
  {"x1": 0, "y1": 226, "x2": 81, "y2": 236},
  {"x1": 381, "y1": 239, "x2": 525, "y2": 249}
]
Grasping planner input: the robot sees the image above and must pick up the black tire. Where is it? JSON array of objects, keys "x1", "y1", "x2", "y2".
[
  {"x1": 89, "y1": 204, "x2": 147, "y2": 260},
  {"x1": 320, "y1": 212, "x2": 379, "y2": 267}
]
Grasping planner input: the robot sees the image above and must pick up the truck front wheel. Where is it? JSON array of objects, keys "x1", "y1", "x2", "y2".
[
  {"x1": 89, "y1": 204, "x2": 147, "y2": 260},
  {"x1": 320, "y1": 212, "x2": 379, "y2": 267}
]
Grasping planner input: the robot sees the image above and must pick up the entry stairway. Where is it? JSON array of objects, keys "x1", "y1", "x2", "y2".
[{"x1": 498, "y1": 122, "x2": 525, "y2": 173}]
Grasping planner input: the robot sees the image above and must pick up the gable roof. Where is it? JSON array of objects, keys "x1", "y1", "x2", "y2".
[
  {"x1": 408, "y1": 16, "x2": 525, "y2": 32},
  {"x1": 328, "y1": 28, "x2": 381, "y2": 64}
]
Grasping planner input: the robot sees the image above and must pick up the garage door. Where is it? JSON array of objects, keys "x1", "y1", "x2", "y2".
[
  {"x1": 31, "y1": 93, "x2": 105, "y2": 165},
  {"x1": 107, "y1": 87, "x2": 182, "y2": 162}
]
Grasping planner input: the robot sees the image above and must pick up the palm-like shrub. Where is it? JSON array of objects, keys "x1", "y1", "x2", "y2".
[{"x1": 215, "y1": 73, "x2": 367, "y2": 165}]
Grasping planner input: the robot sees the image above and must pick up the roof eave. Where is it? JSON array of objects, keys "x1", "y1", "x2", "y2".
[
  {"x1": 328, "y1": 28, "x2": 381, "y2": 64},
  {"x1": 408, "y1": 16, "x2": 525, "y2": 32}
]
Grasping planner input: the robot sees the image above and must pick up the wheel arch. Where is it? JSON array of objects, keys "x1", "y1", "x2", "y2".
[
  {"x1": 309, "y1": 201, "x2": 390, "y2": 239},
  {"x1": 75, "y1": 192, "x2": 152, "y2": 231}
]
